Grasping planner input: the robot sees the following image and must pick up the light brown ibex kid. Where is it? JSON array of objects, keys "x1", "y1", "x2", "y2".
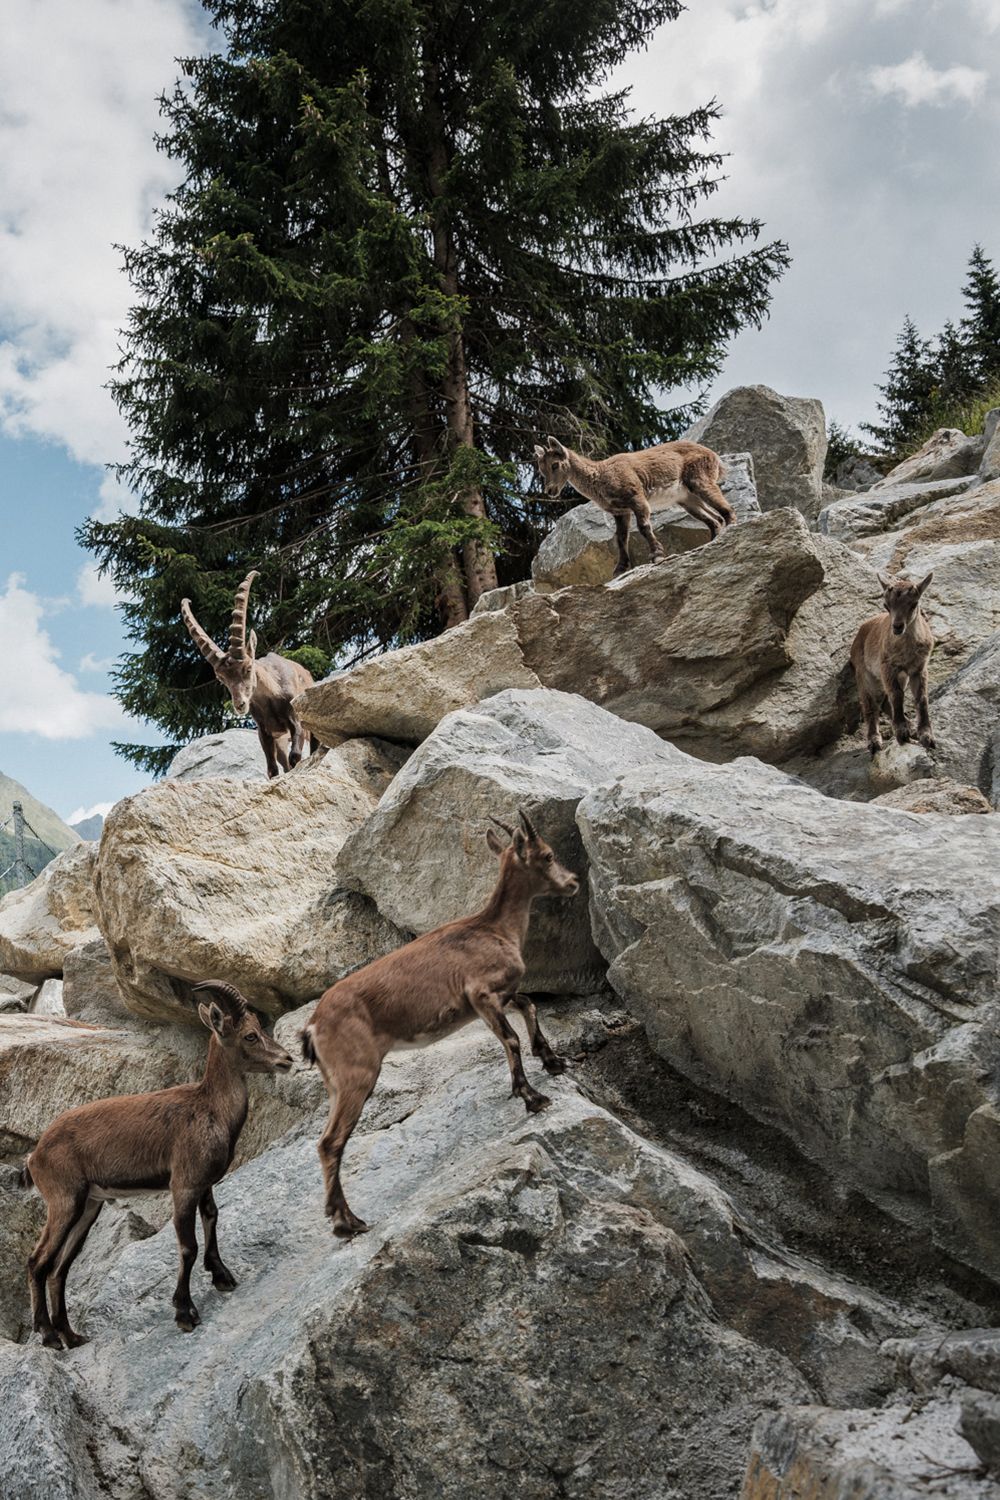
[
  {"x1": 533, "y1": 434, "x2": 733, "y2": 573},
  {"x1": 302, "y1": 809, "x2": 580, "y2": 1236},
  {"x1": 181, "y1": 570, "x2": 317, "y2": 777},
  {"x1": 21, "y1": 981, "x2": 292, "y2": 1347},
  {"x1": 850, "y1": 572, "x2": 935, "y2": 756}
]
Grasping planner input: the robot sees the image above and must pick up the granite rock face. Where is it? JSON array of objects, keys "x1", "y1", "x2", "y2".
[
  {"x1": 336, "y1": 689, "x2": 683, "y2": 994},
  {"x1": 166, "y1": 728, "x2": 271, "y2": 782},
  {"x1": 0, "y1": 843, "x2": 100, "y2": 981},
  {"x1": 94, "y1": 745, "x2": 405, "y2": 1022},
  {"x1": 579, "y1": 753, "x2": 1000, "y2": 1281},
  {"x1": 684, "y1": 384, "x2": 827, "y2": 517}
]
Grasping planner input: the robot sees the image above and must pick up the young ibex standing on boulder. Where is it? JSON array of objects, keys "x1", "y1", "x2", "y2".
[
  {"x1": 850, "y1": 572, "x2": 935, "y2": 756},
  {"x1": 302, "y1": 810, "x2": 579, "y2": 1236},
  {"x1": 181, "y1": 571, "x2": 317, "y2": 777},
  {"x1": 533, "y1": 435, "x2": 733, "y2": 573},
  {"x1": 20, "y1": 981, "x2": 292, "y2": 1347}
]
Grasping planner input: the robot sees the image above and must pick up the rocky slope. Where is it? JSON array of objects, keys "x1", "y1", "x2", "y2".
[{"x1": 2, "y1": 384, "x2": 1000, "y2": 1499}]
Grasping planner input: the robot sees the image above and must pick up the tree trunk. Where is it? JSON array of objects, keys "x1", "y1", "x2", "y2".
[{"x1": 423, "y1": 65, "x2": 498, "y2": 610}]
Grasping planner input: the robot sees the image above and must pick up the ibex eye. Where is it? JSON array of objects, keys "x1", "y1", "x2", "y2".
[{"x1": 246, "y1": 1034, "x2": 260, "y2": 1045}]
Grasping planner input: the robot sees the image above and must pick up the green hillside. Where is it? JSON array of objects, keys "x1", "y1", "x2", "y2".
[{"x1": 0, "y1": 772, "x2": 80, "y2": 896}]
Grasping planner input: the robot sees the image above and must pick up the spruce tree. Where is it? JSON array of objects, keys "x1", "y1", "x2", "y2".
[
  {"x1": 960, "y1": 244, "x2": 1000, "y2": 387},
  {"x1": 861, "y1": 316, "x2": 937, "y2": 461},
  {"x1": 82, "y1": 0, "x2": 789, "y2": 772},
  {"x1": 932, "y1": 320, "x2": 977, "y2": 411}
]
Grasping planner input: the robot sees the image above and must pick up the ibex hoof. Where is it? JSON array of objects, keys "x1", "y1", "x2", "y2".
[
  {"x1": 868, "y1": 741, "x2": 883, "y2": 758},
  {"x1": 60, "y1": 1329, "x2": 88, "y2": 1349},
  {"x1": 175, "y1": 1304, "x2": 201, "y2": 1332},
  {"x1": 331, "y1": 1211, "x2": 369, "y2": 1237},
  {"x1": 650, "y1": 551, "x2": 666, "y2": 566},
  {"x1": 211, "y1": 1268, "x2": 238, "y2": 1291},
  {"x1": 894, "y1": 728, "x2": 912, "y2": 745},
  {"x1": 920, "y1": 732, "x2": 936, "y2": 750},
  {"x1": 41, "y1": 1330, "x2": 62, "y2": 1350},
  {"x1": 543, "y1": 1055, "x2": 569, "y2": 1075},
  {"x1": 523, "y1": 1091, "x2": 552, "y2": 1114}
]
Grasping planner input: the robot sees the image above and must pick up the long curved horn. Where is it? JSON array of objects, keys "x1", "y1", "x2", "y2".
[
  {"x1": 192, "y1": 979, "x2": 248, "y2": 1022},
  {"x1": 229, "y1": 571, "x2": 259, "y2": 660},
  {"x1": 518, "y1": 807, "x2": 538, "y2": 840},
  {"x1": 488, "y1": 815, "x2": 514, "y2": 837},
  {"x1": 180, "y1": 599, "x2": 225, "y2": 667}
]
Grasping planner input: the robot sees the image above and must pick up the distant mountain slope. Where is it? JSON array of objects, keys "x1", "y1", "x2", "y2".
[
  {"x1": 0, "y1": 773, "x2": 80, "y2": 853},
  {"x1": 0, "y1": 773, "x2": 80, "y2": 894},
  {"x1": 70, "y1": 813, "x2": 104, "y2": 842}
]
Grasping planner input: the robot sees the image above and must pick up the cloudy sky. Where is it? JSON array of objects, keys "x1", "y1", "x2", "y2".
[{"x1": 1, "y1": 0, "x2": 998, "y2": 823}]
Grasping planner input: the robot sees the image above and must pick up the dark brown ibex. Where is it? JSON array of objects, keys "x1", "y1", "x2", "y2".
[
  {"x1": 181, "y1": 571, "x2": 317, "y2": 777},
  {"x1": 850, "y1": 571, "x2": 935, "y2": 756},
  {"x1": 302, "y1": 809, "x2": 580, "y2": 1236},
  {"x1": 21, "y1": 981, "x2": 292, "y2": 1347},
  {"x1": 533, "y1": 434, "x2": 733, "y2": 573}
]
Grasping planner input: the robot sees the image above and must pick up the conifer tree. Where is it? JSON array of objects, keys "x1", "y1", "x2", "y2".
[
  {"x1": 960, "y1": 244, "x2": 1000, "y2": 387},
  {"x1": 861, "y1": 316, "x2": 937, "y2": 461},
  {"x1": 82, "y1": 0, "x2": 789, "y2": 772}
]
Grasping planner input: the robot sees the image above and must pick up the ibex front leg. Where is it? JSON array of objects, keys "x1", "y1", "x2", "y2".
[
  {"x1": 511, "y1": 994, "x2": 568, "y2": 1076},
  {"x1": 909, "y1": 667, "x2": 935, "y2": 749},
  {"x1": 883, "y1": 665, "x2": 911, "y2": 745},
  {"x1": 469, "y1": 989, "x2": 551, "y2": 1113},
  {"x1": 171, "y1": 1186, "x2": 203, "y2": 1332},
  {"x1": 611, "y1": 514, "x2": 632, "y2": 577}
]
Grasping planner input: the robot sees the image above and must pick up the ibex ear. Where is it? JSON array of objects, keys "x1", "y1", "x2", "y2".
[
  {"x1": 485, "y1": 828, "x2": 505, "y2": 856},
  {"x1": 198, "y1": 1001, "x2": 231, "y2": 1038},
  {"x1": 533, "y1": 444, "x2": 547, "y2": 462},
  {"x1": 248, "y1": 629, "x2": 258, "y2": 659},
  {"x1": 546, "y1": 436, "x2": 568, "y2": 459},
  {"x1": 917, "y1": 571, "x2": 933, "y2": 595},
  {"x1": 512, "y1": 828, "x2": 527, "y2": 858}
]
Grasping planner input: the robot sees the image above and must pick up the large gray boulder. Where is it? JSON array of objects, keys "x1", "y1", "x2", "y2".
[
  {"x1": 0, "y1": 843, "x2": 100, "y2": 981},
  {"x1": 531, "y1": 451, "x2": 760, "y2": 592},
  {"x1": 335, "y1": 689, "x2": 683, "y2": 994},
  {"x1": 578, "y1": 754, "x2": 1000, "y2": 1283},
  {"x1": 684, "y1": 384, "x2": 827, "y2": 517},
  {"x1": 874, "y1": 426, "x2": 984, "y2": 488},
  {"x1": 4, "y1": 1011, "x2": 938, "y2": 1500},
  {"x1": 296, "y1": 610, "x2": 541, "y2": 748},
  {"x1": 928, "y1": 632, "x2": 1000, "y2": 805},
  {"x1": 979, "y1": 409, "x2": 1000, "y2": 483},
  {"x1": 852, "y1": 478, "x2": 1000, "y2": 684},
  {"x1": 94, "y1": 743, "x2": 406, "y2": 1022},
  {"x1": 166, "y1": 728, "x2": 270, "y2": 782},
  {"x1": 816, "y1": 474, "x2": 974, "y2": 544}
]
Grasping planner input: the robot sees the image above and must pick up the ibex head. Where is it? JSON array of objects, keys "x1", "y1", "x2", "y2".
[
  {"x1": 532, "y1": 435, "x2": 571, "y2": 498},
  {"x1": 877, "y1": 571, "x2": 933, "y2": 637},
  {"x1": 193, "y1": 980, "x2": 293, "y2": 1075},
  {"x1": 485, "y1": 809, "x2": 580, "y2": 899},
  {"x1": 181, "y1": 571, "x2": 260, "y2": 716}
]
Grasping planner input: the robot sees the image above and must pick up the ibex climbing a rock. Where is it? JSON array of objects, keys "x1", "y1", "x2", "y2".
[
  {"x1": 181, "y1": 571, "x2": 316, "y2": 776},
  {"x1": 850, "y1": 572, "x2": 935, "y2": 756},
  {"x1": 533, "y1": 435, "x2": 733, "y2": 573},
  {"x1": 21, "y1": 981, "x2": 293, "y2": 1346},
  {"x1": 301, "y1": 809, "x2": 580, "y2": 1236}
]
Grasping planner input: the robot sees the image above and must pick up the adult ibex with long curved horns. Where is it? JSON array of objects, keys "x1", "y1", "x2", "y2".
[{"x1": 181, "y1": 571, "x2": 317, "y2": 777}]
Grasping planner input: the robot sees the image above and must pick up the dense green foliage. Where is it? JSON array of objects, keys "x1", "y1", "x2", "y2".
[
  {"x1": 859, "y1": 245, "x2": 1000, "y2": 463},
  {"x1": 82, "y1": 0, "x2": 789, "y2": 772}
]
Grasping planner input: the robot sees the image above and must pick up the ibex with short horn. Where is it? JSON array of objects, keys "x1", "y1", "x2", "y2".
[
  {"x1": 21, "y1": 981, "x2": 293, "y2": 1346},
  {"x1": 533, "y1": 434, "x2": 733, "y2": 573},
  {"x1": 181, "y1": 571, "x2": 317, "y2": 776},
  {"x1": 850, "y1": 571, "x2": 935, "y2": 756},
  {"x1": 301, "y1": 809, "x2": 580, "y2": 1236}
]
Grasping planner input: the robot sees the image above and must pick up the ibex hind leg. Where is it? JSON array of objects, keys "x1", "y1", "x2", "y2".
[
  {"x1": 28, "y1": 1188, "x2": 88, "y2": 1348},
  {"x1": 318, "y1": 1065, "x2": 381, "y2": 1236},
  {"x1": 685, "y1": 456, "x2": 735, "y2": 530},
  {"x1": 48, "y1": 1196, "x2": 103, "y2": 1348}
]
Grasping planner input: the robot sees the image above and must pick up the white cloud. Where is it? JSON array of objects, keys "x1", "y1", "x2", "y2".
[
  {"x1": 0, "y1": 573, "x2": 126, "y2": 738},
  {"x1": 79, "y1": 652, "x2": 116, "y2": 674},
  {"x1": 0, "y1": 0, "x2": 204, "y2": 470},
  {"x1": 865, "y1": 52, "x2": 988, "y2": 107},
  {"x1": 77, "y1": 562, "x2": 119, "y2": 609},
  {"x1": 65, "y1": 801, "x2": 114, "y2": 825}
]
